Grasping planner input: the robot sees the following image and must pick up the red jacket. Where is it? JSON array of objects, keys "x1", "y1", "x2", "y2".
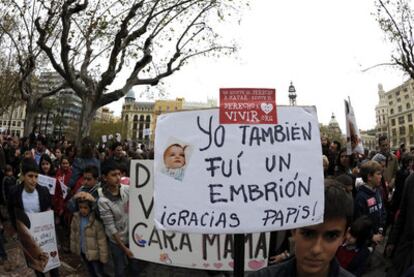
[{"x1": 53, "y1": 168, "x2": 72, "y2": 216}]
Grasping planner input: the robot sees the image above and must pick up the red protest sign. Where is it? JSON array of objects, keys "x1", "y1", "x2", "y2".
[{"x1": 219, "y1": 88, "x2": 277, "y2": 124}]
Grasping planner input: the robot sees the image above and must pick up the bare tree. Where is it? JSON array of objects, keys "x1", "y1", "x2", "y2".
[
  {"x1": 34, "y1": 0, "x2": 247, "y2": 142},
  {"x1": 375, "y1": 0, "x2": 414, "y2": 78},
  {"x1": 0, "y1": 0, "x2": 66, "y2": 136}
]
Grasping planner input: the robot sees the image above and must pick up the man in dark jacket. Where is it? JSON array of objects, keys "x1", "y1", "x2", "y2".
[
  {"x1": 387, "y1": 170, "x2": 414, "y2": 277},
  {"x1": 108, "y1": 142, "x2": 130, "y2": 176},
  {"x1": 250, "y1": 180, "x2": 354, "y2": 277}
]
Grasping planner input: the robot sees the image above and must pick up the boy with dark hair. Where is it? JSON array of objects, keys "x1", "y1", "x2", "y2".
[
  {"x1": 250, "y1": 179, "x2": 354, "y2": 277},
  {"x1": 97, "y1": 159, "x2": 139, "y2": 276},
  {"x1": 336, "y1": 215, "x2": 373, "y2": 276},
  {"x1": 354, "y1": 160, "x2": 385, "y2": 245},
  {"x1": 8, "y1": 158, "x2": 60, "y2": 276},
  {"x1": 67, "y1": 165, "x2": 101, "y2": 213}
]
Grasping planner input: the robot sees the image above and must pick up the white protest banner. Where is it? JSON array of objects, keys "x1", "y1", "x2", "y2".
[
  {"x1": 17, "y1": 210, "x2": 60, "y2": 272},
  {"x1": 61, "y1": 182, "x2": 69, "y2": 199},
  {"x1": 130, "y1": 160, "x2": 269, "y2": 271},
  {"x1": 345, "y1": 99, "x2": 364, "y2": 155},
  {"x1": 38, "y1": 174, "x2": 56, "y2": 195},
  {"x1": 154, "y1": 107, "x2": 324, "y2": 234}
]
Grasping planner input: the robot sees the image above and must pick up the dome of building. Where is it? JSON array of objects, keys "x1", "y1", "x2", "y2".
[
  {"x1": 329, "y1": 113, "x2": 339, "y2": 128},
  {"x1": 125, "y1": 89, "x2": 136, "y2": 102}
]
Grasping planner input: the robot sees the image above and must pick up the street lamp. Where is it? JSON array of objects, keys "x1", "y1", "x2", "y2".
[{"x1": 288, "y1": 81, "x2": 297, "y2": 106}]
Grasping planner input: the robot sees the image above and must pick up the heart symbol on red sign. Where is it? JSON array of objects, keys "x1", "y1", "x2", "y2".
[{"x1": 260, "y1": 103, "x2": 273, "y2": 114}]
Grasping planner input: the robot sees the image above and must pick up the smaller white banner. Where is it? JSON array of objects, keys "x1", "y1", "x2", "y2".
[{"x1": 38, "y1": 175, "x2": 56, "y2": 195}]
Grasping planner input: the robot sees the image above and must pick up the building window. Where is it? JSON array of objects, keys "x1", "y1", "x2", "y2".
[
  {"x1": 400, "y1": 126, "x2": 406, "y2": 135},
  {"x1": 405, "y1": 94, "x2": 410, "y2": 99},
  {"x1": 388, "y1": 95, "x2": 393, "y2": 99},
  {"x1": 409, "y1": 114, "x2": 413, "y2": 122},
  {"x1": 396, "y1": 91, "x2": 400, "y2": 96},
  {"x1": 390, "y1": 108, "x2": 394, "y2": 115},
  {"x1": 410, "y1": 136, "x2": 414, "y2": 145},
  {"x1": 398, "y1": 106, "x2": 403, "y2": 112},
  {"x1": 391, "y1": 118, "x2": 396, "y2": 126},
  {"x1": 17, "y1": 122, "x2": 21, "y2": 127},
  {"x1": 407, "y1": 103, "x2": 411, "y2": 109},
  {"x1": 399, "y1": 116, "x2": 405, "y2": 124},
  {"x1": 389, "y1": 101, "x2": 393, "y2": 105},
  {"x1": 397, "y1": 98, "x2": 401, "y2": 102},
  {"x1": 392, "y1": 128, "x2": 397, "y2": 136},
  {"x1": 410, "y1": 125, "x2": 414, "y2": 133}
]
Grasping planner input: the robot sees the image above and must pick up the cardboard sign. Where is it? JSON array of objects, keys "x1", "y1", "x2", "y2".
[
  {"x1": 154, "y1": 107, "x2": 324, "y2": 234},
  {"x1": 38, "y1": 175, "x2": 56, "y2": 195},
  {"x1": 17, "y1": 211, "x2": 60, "y2": 272},
  {"x1": 220, "y1": 88, "x2": 277, "y2": 124},
  {"x1": 345, "y1": 99, "x2": 364, "y2": 155},
  {"x1": 129, "y1": 160, "x2": 269, "y2": 271}
]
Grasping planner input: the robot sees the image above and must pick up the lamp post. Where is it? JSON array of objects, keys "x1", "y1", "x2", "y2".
[{"x1": 288, "y1": 81, "x2": 297, "y2": 106}]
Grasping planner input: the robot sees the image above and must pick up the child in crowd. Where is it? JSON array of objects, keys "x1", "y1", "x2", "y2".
[
  {"x1": 250, "y1": 179, "x2": 354, "y2": 277},
  {"x1": 54, "y1": 156, "x2": 72, "y2": 253},
  {"x1": 67, "y1": 165, "x2": 101, "y2": 213},
  {"x1": 2, "y1": 165, "x2": 16, "y2": 204},
  {"x1": 8, "y1": 158, "x2": 59, "y2": 276},
  {"x1": 336, "y1": 215, "x2": 373, "y2": 277},
  {"x1": 336, "y1": 174, "x2": 354, "y2": 196},
  {"x1": 70, "y1": 199, "x2": 108, "y2": 277},
  {"x1": 98, "y1": 159, "x2": 140, "y2": 277},
  {"x1": 354, "y1": 160, "x2": 386, "y2": 246},
  {"x1": 162, "y1": 143, "x2": 187, "y2": 181},
  {"x1": 39, "y1": 154, "x2": 56, "y2": 178}
]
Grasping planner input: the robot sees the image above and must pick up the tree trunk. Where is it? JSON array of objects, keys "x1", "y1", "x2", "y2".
[
  {"x1": 7, "y1": 104, "x2": 15, "y2": 135},
  {"x1": 23, "y1": 99, "x2": 39, "y2": 137},
  {"x1": 76, "y1": 98, "x2": 97, "y2": 145},
  {"x1": 45, "y1": 110, "x2": 50, "y2": 135}
]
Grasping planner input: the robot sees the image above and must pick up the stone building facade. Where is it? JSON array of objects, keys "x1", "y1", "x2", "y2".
[{"x1": 375, "y1": 80, "x2": 414, "y2": 149}]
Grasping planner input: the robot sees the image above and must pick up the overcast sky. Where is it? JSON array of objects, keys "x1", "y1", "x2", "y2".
[{"x1": 108, "y1": 0, "x2": 408, "y2": 132}]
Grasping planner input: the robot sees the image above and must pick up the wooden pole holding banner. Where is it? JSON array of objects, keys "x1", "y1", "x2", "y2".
[{"x1": 234, "y1": 234, "x2": 245, "y2": 277}]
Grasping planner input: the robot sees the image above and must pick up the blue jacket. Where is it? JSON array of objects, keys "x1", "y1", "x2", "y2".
[{"x1": 354, "y1": 184, "x2": 386, "y2": 232}]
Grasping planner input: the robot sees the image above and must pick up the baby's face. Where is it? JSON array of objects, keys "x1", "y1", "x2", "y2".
[{"x1": 164, "y1": 146, "x2": 185, "y2": 169}]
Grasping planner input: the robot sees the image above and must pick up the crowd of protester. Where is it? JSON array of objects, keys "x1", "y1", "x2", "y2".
[
  {"x1": 1, "y1": 129, "x2": 414, "y2": 276},
  {"x1": 0, "y1": 131, "x2": 152, "y2": 276}
]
